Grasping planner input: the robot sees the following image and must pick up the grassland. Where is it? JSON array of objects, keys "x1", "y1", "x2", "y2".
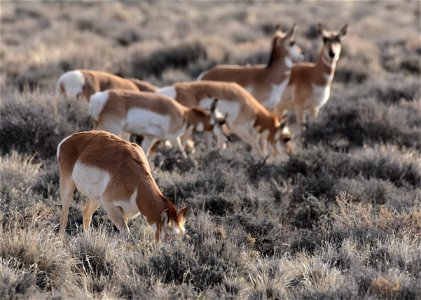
[{"x1": 1, "y1": 1, "x2": 420, "y2": 299}]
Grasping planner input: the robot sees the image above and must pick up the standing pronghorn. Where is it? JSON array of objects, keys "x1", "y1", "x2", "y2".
[
  {"x1": 56, "y1": 69, "x2": 157, "y2": 102},
  {"x1": 158, "y1": 81, "x2": 293, "y2": 157},
  {"x1": 274, "y1": 24, "x2": 348, "y2": 132},
  {"x1": 198, "y1": 24, "x2": 303, "y2": 110},
  {"x1": 57, "y1": 130, "x2": 188, "y2": 241},
  {"x1": 89, "y1": 89, "x2": 218, "y2": 156}
]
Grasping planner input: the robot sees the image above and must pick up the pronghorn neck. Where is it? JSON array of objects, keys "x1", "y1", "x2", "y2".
[
  {"x1": 267, "y1": 54, "x2": 293, "y2": 85},
  {"x1": 184, "y1": 107, "x2": 212, "y2": 132},
  {"x1": 314, "y1": 48, "x2": 337, "y2": 86},
  {"x1": 266, "y1": 37, "x2": 292, "y2": 76},
  {"x1": 254, "y1": 112, "x2": 278, "y2": 140}
]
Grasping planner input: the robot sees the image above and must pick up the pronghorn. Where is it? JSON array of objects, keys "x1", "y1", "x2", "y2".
[
  {"x1": 89, "y1": 89, "x2": 218, "y2": 156},
  {"x1": 198, "y1": 24, "x2": 303, "y2": 111},
  {"x1": 158, "y1": 81, "x2": 292, "y2": 157},
  {"x1": 274, "y1": 24, "x2": 348, "y2": 132},
  {"x1": 57, "y1": 130, "x2": 188, "y2": 241},
  {"x1": 56, "y1": 69, "x2": 157, "y2": 102}
]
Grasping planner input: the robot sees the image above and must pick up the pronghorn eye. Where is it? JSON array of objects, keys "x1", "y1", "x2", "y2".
[{"x1": 289, "y1": 40, "x2": 295, "y2": 47}]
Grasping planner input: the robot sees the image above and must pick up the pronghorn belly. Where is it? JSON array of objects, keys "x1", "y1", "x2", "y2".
[
  {"x1": 157, "y1": 86, "x2": 176, "y2": 99},
  {"x1": 72, "y1": 162, "x2": 111, "y2": 201},
  {"x1": 261, "y1": 79, "x2": 289, "y2": 110},
  {"x1": 112, "y1": 189, "x2": 141, "y2": 220},
  {"x1": 310, "y1": 84, "x2": 331, "y2": 108},
  {"x1": 125, "y1": 108, "x2": 171, "y2": 137},
  {"x1": 198, "y1": 98, "x2": 215, "y2": 110},
  {"x1": 213, "y1": 100, "x2": 241, "y2": 125}
]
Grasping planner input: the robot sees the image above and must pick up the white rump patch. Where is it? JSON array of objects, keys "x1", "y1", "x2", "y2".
[
  {"x1": 196, "y1": 70, "x2": 207, "y2": 81},
  {"x1": 157, "y1": 86, "x2": 177, "y2": 99},
  {"x1": 72, "y1": 162, "x2": 111, "y2": 201},
  {"x1": 56, "y1": 135, "x2": 72, "y2": 162},
  {"x1": 56, "y1": 70, "x2": 85, "y2": 99},
  {"x1": 125, "y1": 108, "x2": 171, "y2": 138},
  {"x1": 113, "y1": 189, "x2": 141, "y2": 219},
  {"x1": 89, "y1": 91, "x2": 109, "y2": 120}
]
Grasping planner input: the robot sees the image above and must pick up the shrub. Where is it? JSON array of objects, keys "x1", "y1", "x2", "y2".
[{"x1": 131, "y1": 41, "x2": 207, "y2": 78}]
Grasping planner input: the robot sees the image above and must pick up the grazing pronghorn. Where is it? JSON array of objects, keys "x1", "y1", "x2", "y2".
[
  {"x1": 274, "y1": 24, "x2": 348, "y2": 132},
  {"x1": 158, "y1": 81, "x2": 293, "y2": 157},
  {"x1": 198, "y1": 24, "x2": 303, "y2": 110},
  {"x1": 89, "y1": 89, "x2": 218, "y2": 156},
  {"x1": 56, "y1": 69, "x2": 157, "y2": 102},
  {"x1": 57, "y1": 130, "x2": 188, "y2": 241}
]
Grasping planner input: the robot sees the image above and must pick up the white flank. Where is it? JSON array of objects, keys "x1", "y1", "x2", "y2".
[
  {"x1": 198, "y1": 97, "x2": 215, "y2": 110},
  {"x1": 89, "y1": 91, "x2": 109, "y2": 120},
  {"x1": 311, "y1": 84, "x2": 331, "y2": 108},
  {"x1": 262, "y1": 80, "x2": 289, "y2": 110},
  {"x1": 125, "y1": 108, "x2": 171, "y2": 137},
  {"x1": 157, "y1": 86, "x2": 177, "y2": 99},
  {"x1": 72, "y1": 162, "x2": 111, "y2": 201},
  {"x1": 113, "y1": 189, "x2": 140, "y2": 219},
  {"x1": 212, "y1": 100, "x2": 241, "y2": 124},
  {"x1": 56, "y1": 70, "x2": 85, "y2": 98}
]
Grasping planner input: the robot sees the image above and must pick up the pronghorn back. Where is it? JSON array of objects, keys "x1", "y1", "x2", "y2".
[{"x1": 56, "y1": 69, "x2": 148, "y2": 101}]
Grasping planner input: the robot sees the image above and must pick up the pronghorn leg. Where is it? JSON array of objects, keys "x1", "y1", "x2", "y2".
[
  {"x1": 141, "y1": 136, "x2": 159, "y2": 156},
  {"x1": 294, "y1": 108, "x2": 305, "y2": 135},
  {"x1": 232, "y1": 126, "x2": 261, "y2": 156},
  {"x1": 82, "y1": 199, "x2": 100, "y2": 233},
  {"x1": 204, "y1": 131, "x2": 216, "y2": 148},
  {"x1": 102, "y1": 201, "x2": 130, "y2": 237},
  {"x1": 213, "y1": 126, "x2": 227, "y2": 149},
  {"x1": 170, "y1": 137, "x2": 187, "y2": 157},
  {"x1": 59, "y1": 176, "x2": 76, "y2": 235},
  {"x1": 309, "y1": 107, "x2": 320, "y2": 125},
  {"x1": 259, "y1": 130, "x2": 270, "y2": 157}
]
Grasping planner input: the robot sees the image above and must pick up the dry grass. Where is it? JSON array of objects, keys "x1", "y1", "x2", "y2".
[{"x1": 1, "y1": 1, "x2": 420, "y2": 299}]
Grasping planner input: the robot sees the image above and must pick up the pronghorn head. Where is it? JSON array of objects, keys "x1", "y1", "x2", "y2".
[
  {"x1": 188, "y1": 107, "x2": 214, "y2": 132},
  {"x1": 318, "y1": 24, "x2": 348, "y2": 63},
  {"x1": 160, "y1": 206, "x2": 189, "y2": 241},
  {"x1": 271, "y1": 23, "x2": 304, "y2": 64},
  {"x1": 273, "y1": 114, "x2": 293, "y2": 156}
]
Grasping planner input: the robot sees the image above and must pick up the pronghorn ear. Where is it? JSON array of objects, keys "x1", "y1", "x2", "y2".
[
  {"x1": 338, "y1": 24, "x2": 348, "y2": 38},
  {"x1": 160, "y1": 209, "x2": 170, "y2": 225},
  {"x1": 318, "y1": 23, "x2": 327, "y2": 37},
  {"x1": 274, "y1": 24, "x2": 282, "y2": 33},
  {"x1": 286, "y1": 23, "x2": 297, "y2": 39},
  {"x1": 178, "y1": 207, "x2": 188, "y2": 220}
]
